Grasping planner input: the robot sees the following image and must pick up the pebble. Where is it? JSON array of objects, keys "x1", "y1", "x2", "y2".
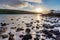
[
  {"x1": 19, "y1": 35, "x2": 24, "y2": 38},
  {"x1": 16, "y1": 28, "x2": 24, "y2": 32},
  {"x1": 22, "y1": 34, "x2": 32, "y2": 40},
  {"x1": 25, "y1": 28, "x2": 31, "y2": 33},
  {"x1": 2, "y1": 34, "x2": 8, "y2": 39},
  {"x1": 0, "y1": 23, "x2": 8, "y2": 26},
  {"x1": 34, "y1": 37, "x2": 39, "y2": 40}
]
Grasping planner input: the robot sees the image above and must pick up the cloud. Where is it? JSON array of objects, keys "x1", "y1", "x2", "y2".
[
  {"x1": 0, "y1": 0, "x2": 42, "y2": 10},
  {"x1": 0, "y1": 0, "x2": 28, "y2": 8},
  {"x1": 23, "y1": 0, "x2": 42, "y2": 3}
]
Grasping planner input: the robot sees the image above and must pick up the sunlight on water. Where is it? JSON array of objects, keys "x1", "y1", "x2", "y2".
[
  {"x1": 0, "y1": 14, "x2": 48, "y2": 40},
  {"x1": 36, "y1": 14, "x2": 44, "y2": 40}
]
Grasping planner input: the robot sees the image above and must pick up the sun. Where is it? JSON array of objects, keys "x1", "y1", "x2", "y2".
[{"x1": 34, "y1": 8, "x2": 43, "y2": 13}]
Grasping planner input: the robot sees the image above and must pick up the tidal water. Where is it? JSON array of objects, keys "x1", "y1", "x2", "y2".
[{"x1": 0, "y1": 14, "x2": 60, "y2": 40}]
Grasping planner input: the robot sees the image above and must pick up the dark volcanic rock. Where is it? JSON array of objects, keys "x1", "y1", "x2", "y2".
[
  {"x1": 25, "y1": 23, "x2": 32, "y2": 27},
  {"x1": 32, "y1": 26, "x2": 35, "y2": 29},
  {"x1": 36, "y1": 35, "x2": 40, "y2": 37},
  {"x1": 30, "y1": 22, "x2": 33, "y2": 24},
  {"x1": 36, "y1": 31, "x2": 40, "y2": 33},
  {"x1": 9, "y1": 34, "x2": 14, "y2": 40},
  {"x1": 41, "y1": 39, "x2": 45, "y2": 40},
  {"x1": 43, "y1": 24, "x2": 49, "y2": 28},
  {"x1": 11, "y1": 18, "x2": 14, "y2": 20},
  {"x1": 53, "y1": 30, "x2": 60, "y2": 35},
  {"x1": 0, "y1": 23, "x2": 9, "y2": 26},
  {"x1": 9, "y1": 32, "x2": 14, "y2": 36},
  {"x1": 19, "y1": 35, "x2": 24, "y2": 38},
  {"x1": 34, "y1": 37, "x2": 39, "y2": 40},
  {"x1": 11, "y1": 27, "x2": 16, "y2": 29},
  {"x1": 16, "y1": 28, "x2": 24, "y2": 32},
  {"x1": 49, "y1": 26, "x2": 54, "y2": 29},
  {"x1": 12, "y1": 22, "x2": 14, "y2": 24},
  {"x1": 49, "y1": 30, "x2": 54, "y2": 33},
  {"x1": 43, "y1": 24, "x2": 54, "y2": 29},
  {"x1": 31, "y1": 19, "x2": 33, "y2": 20},
  {"x1": 22, "y1": 34, "x2": 32, "y2": 40},
  {"x1": 25, "y1": 28, "x2": 31, "y2": 33},
  {"x1": 0, "y1": 27, "x2": 7, "y2": 33},
  {"x1": 56, "y1": 35, "x2": 60, "y2": 40},
  {"x1": 2, "y1": 34, "x2": 8, "y2": 39},
  {"x1": 36, "y1": 24, "x2": 40, "y2": 29},
  {"x1": 36, "y1": 26, "x2": 39, "y2": 29},
  {"x1": 36, "y1": 20, "x2": 40, "y2": 23},
  {"x1": 42, "y1": 30, "x2": 55, "y2": 39},
  {"x1": 34, "y1": 22, "x2": 36, "y2": 23},
  {"x1": 8, "y1": 32, "x2": 14, "y2": 40}
]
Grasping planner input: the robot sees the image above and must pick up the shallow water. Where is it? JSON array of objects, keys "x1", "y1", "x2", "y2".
[
  {"x1": 0, "y1": 14, "x2": 44, "y2": 40},
  {"x1": 0, "y1": 14, "x2": 60, "y2": 40}
]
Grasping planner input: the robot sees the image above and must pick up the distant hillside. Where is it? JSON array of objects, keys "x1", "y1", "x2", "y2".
[
  {"x1": 0, "y1": 9, "x2": 37, "y2": 14},
  {"x1": 41, "y1": 12, "x2": 60, "y2": 17}
]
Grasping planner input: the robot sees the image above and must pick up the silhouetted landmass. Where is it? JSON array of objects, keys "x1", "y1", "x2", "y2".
[
  {"x1": 0, "y1": 9, "x2": 38, "y2": 14},
  {"x1": 0, "y1": 9, "x2": 60, "y2": 17},
  {"x1": 42, "y1": 12, "x2": 60, "y2": 17}
]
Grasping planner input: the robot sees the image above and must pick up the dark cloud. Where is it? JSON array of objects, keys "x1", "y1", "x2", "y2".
[
  {"x1": 0, "y1": 0, "x2": 26, "y2": 7},
  {"x1": 0, "y1": 0, "x2": 42, "y2": 10}
]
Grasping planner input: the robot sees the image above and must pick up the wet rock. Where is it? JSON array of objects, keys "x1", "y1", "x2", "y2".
[
  {"x1": 53, "y1": 30, "x2": 60, "y2": 35},
  {"x1": 36, "y1": 35, "x2": 40, "y2": 37},
  {"x1": 22, "y1": 34, "x2": 32, "y2": 40},
  {"x1": 0, "y1": 27, "x2": 7, "y2": 33},
  {"x1": 2, "y1": 34, "x2": 8, "y2": 39},
  {"x1": 30, "y1": 22, "x2": 33, "y2": 24},
  {"x1": 8, "y1": 32, "x2": 14, "y2": 36},
  {"x1": 32, "y1": 26, "x2": 35, "y2": 29},
  {"x1": 56, "y1": 34, "x2": 60, "y2": 40},
  {"x1": 11, "y1": 27, "x2": 16, "y2": 29},
  {"x1": 41, "y1": 19, "x2": 43, "y2": 20},
  {"x1": 39, "y1": 30, "x2": 43, "y2": 33},
  {"x1": 36, "y1": 24, "x2": 40, "y2": 29},
  {"x1": 36, "y1": 20, "x2": 39, "y2": 23},
  {"x1": 43, "y1": 24, "x2": 50, "y2": 28},
  {"x1": 42, "y1": 30, "x2": 54, "y2": 38},
  {"x1": 41, "y1": 39, "x2": 45, "y2": 40},
  {"x1": 11, "y1": 18, "x2": 13, "y2": 20},
  {"x1": 19, "y1": 35, "x2": 24, "y2": 38},
  {"x1": 0, "y1": 23, "x2": 9, "y2": 26},
  {"x1": 17, "y1": 24, "x2": 20, "y2": 26},
  {"x1": 25, "y1": 28, "x2": 31, "y2": 33},
  {"x1": 9, "y1": 33, "x2": 14, "y2": 40},
  {"x1": 12, "y1": 22, "x2": 14, "y2": 24},
  {"x1": 36, "y1": 26, "x2": 39, "y2": 29},
  {"x1": 49, "y1": 26, "x2": 54, "y2": 29},
  {"x1": 34, "y1": 22, "x2": 36, "y2": 23},
  {"x1": 34, "y1": 37, "x2": 39, "y2": 40},
  {"x1": 49, "y1": 30, "x2": 54, "y2": 33},
  {"x1": 16, "y1": 28, "x2": 24, "y2": 32},
  {"x1": 36, "y1": 31, "x2": 40, "y2": 33},
  {"x1": 31, "y1": 19, "x2": 33, "y2": 20},
  {"x1": 42, "y1": 35, "x2": 46, "y2": 37},
  {"x1": 25, "y1": 23, "x2": 32, "y2": 27}
]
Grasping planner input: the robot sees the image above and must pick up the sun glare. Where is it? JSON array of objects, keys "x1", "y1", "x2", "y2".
[{"x1": 34, "y1": 8, "x2": 43, "y2": 13}]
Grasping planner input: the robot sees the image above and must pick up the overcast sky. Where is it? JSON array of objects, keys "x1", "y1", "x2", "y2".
[{"x1": 0, "y1": 0, "x2": 60, "y2": 11}]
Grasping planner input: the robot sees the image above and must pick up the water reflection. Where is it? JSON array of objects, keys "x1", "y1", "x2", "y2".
[{"x1": 0, "y1": 14, "x2": 59, "y2": 40}]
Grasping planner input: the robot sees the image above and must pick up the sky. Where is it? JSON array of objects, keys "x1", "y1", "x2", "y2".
[{"x1": 0, "y1": 0, "x2": 60, "y2": 11}]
